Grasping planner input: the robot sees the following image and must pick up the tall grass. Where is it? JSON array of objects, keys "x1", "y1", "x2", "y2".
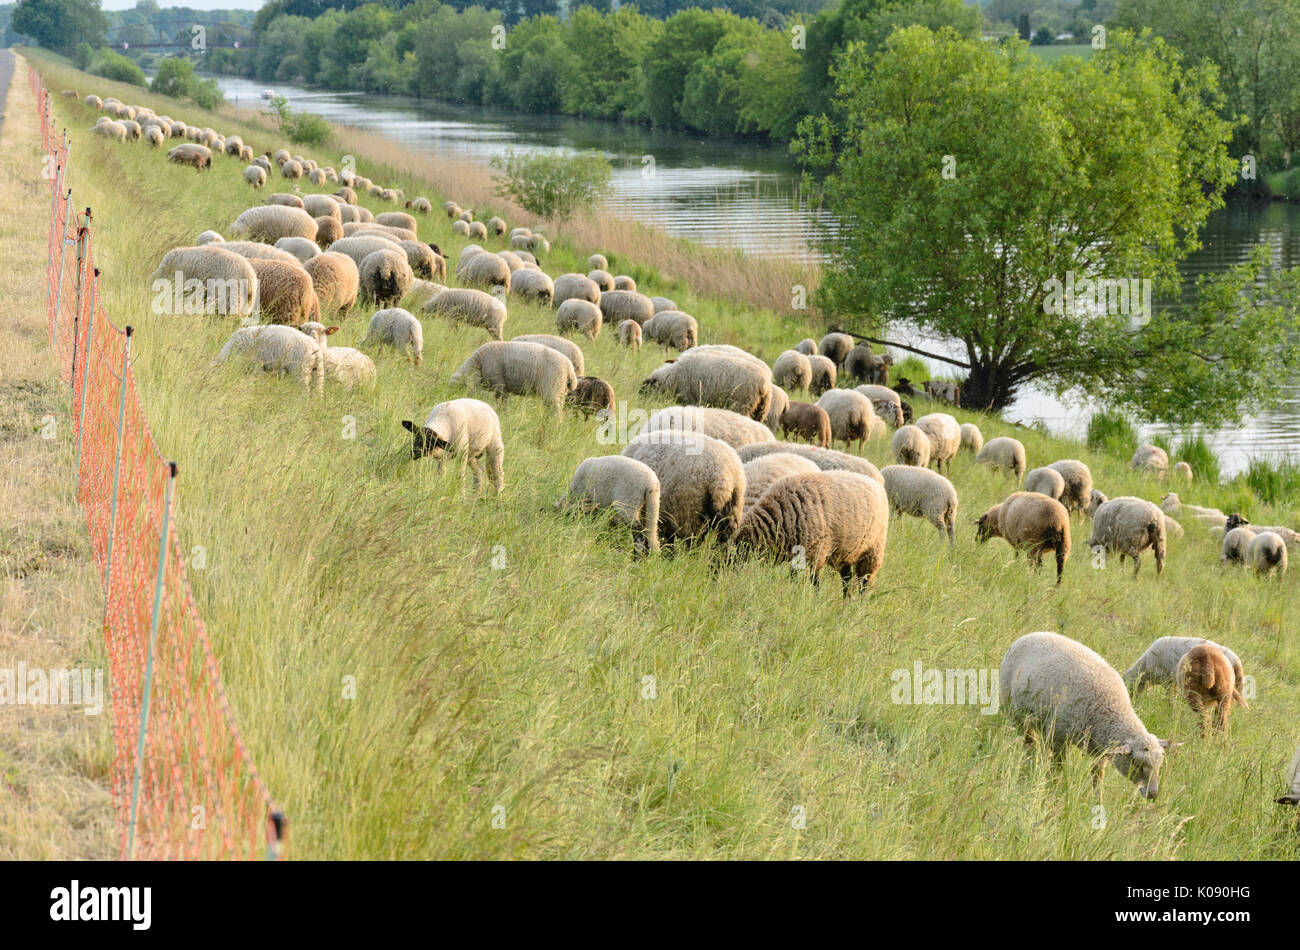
[
  {"x1": 1085, "y1": 411, "x2": 1137, "y2": 458},
  {"x1": 1235, "y1": 457, "x2": 1300, "y2": 507},
  {"x1": 1174, "y1": 434, "x2": 1221, "y2": 486},
  {"x1": 27, "y1": 52, "x2": 1300, "y2": 860}
]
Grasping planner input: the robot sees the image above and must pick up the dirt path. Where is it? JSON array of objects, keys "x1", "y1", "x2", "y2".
[{"x1": 0, "y1": 52, "x2": 114, "y2": 859}]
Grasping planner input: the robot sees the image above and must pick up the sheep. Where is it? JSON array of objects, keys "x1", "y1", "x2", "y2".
[
  {"x1": 1220, "y1": 525, "x2": 1257, "y2": 566},
  {"x1": 148, "y1": 246, "x2": 258, "y2": 318},
  {"x1": 914, "y1": 413, "x2": 960, "y2": 475},
  {"x1": 650, "y1": 296, "x2": 677, "y2": 314},
  {"x1": 880, "y1": 465, "x2": 958, "y2": 545},
  {"x1": 956, "y1": 423, "x2": 983, "y2": 456},
  {"x1": 359, "y1": 248, "x2": 415, "y2": 307},
  {"x1": 529, "y1": 234, "x2": 550, "y2": 256},
  {"x1": 556, "y1": 299, "x2": 602, "y2": 340},
  {"x1": 641, "y1": 406, "x2": 775, "y2": 451},
  {"x1": 640, "y1": 348, "x2": 772, "y2": 422},
  {"x1": 1161, "y1": 492, "x2": 1227, "y2": 528},
  {"x1": 587, "y1": 254, "x2": 608, "y2": 271},
  {"x1": 622, "y1": 431, "x2": 746, "y2": 545},
  {"x1": 1178, "y1": 644, "x2": 1247, "y2": 737},
  {"x1": 598, "y1": 290, "x2": 655, "y2": 328},
  {"x1": 778, "y1": 402, "x2": 831, "y2": 448},
  {"x1": 1046, "y1": 460, "x2": 1094, "y2": 515},
  {"x1": 248, "y1": 259, "x2": 321, "y2": 326},
  {"x1": 510, "y1": 333, "x2": 584, "y2": 376},
  {"x1": 486, "y1": 215, "x2": 506, "y2": 235},
  {"x1": 394, "y1": 240, "x2": 439, "y2": 281},
  {"x1": 303, "y1": 252, "x2": 360, "y2": 319},
  {"x1": 264, "y1": 193, "x2": 305, "y2": 209},
  {"x1": 243, "y1": 164, "x2": 267, "y2": 189},
  {"x1": 642, "y1": 310, "x2": 698, "y2": 350},
  {"x1": 1223, "y1": 513, "x2": 1300, "y2": 547},
  {"x1": 213, "y1": 321, "x2": 337, "y2": 392},
  {"x1": 975, "y1": 436, "x2": 1027, "y2": 482},
  {"x1": 329, "y1": 235, "x2": 403, "y2": 272},
  {"x1": 890, "y1": 425, "x2": 931, "y2": 468},
  {"x1": 84, "y1": 94, "x2": 102, "y2": 109},
  {"x1": 1089, "y1": 496, "x2": 1166, "y2": 576},
  {"x1": 733, "y1": 471, "x2": 889, "y2": 595},
  {"x1": 144, "y1": 126, "x2": 165, "y2": 147},
  {"x1": 1132, "y1": 443, "x2": 1170, "y2": 475},
  {"x1": 314, "y1": 217, "x2": 344, "y2": 248},
  {"x1": 976, "y1": 491, "x2": 1071, "y2": 582},
  {"x1": 568, "y1": 376, "x2": 615, "y2": 418},
  {"x1": 1085, "y1": 488, "x2": 1108, "y2": 518},
  {"x1": 1124, "y1": 637, "x2": 1245, "y2": 696},
  {"x1": 587, "y1": 269, "x2": 615, "y2": 292},
  {"x1": 1023, "y1": 466, "x2": 1066, "y2": 501},
  {"x1": 231, "y1": 205, "x2": 318, "y2": 244},
  {"x1": 1163, "y1": 514, "x2": 1184, "y2": 540},
  {"x1": 458, "y1": 251, "x2": 512, "y2": 292},
  {"x1": 220, "y1": 241, "x2": 303, "y2": 265},
  {"x1": 302, "y1": 194, "x2": 341, "y2": 220},
  {"x1": 165, "y1": 144, "x2": 207, "y2": 168},
  {"x1": 116, "y1": 119, "x2": 142, "y2": 141},
  {"x1": 344, "y1": 222, "x2": 415, "y2": 243},
  {"x1": 376, "y1": 211, "x2": 417, "y2": 232},
  {"x1": 360, "y1": 307, "x2": 423, "y2": 364},
  {"x1": 1248, "y1": 531, "x2": 1288, "y2": 578},
  {"x1": 764, "y1": 383, "x2": 789, "y2": 435},
  {"x1": 281, "y1": 159, "x2": 303, "y2": 181},
  {"x1": 741, "y1": 453, "x2": 821, "y2": 516},
  {"x1": 452, "y1": 220, "x2": 471, "y2": 236},
  {"x1": 336, "y1": 186, "x2": 359, "y2": 205},
  {"x1": 737, "y1": 441, "x2": 883, "y2": 484},
  {"x1": 557, "y1": 456, "x2": 661, "y2": 556},
  {"x1": 772, "y1": 350, "x2": 813, "y2": 392},
  {"x1": 554, "y1": 273, "x2": 601, "y2": 308},
  {"x1": 818, "y1": 332, "x2": 854, "y2": 367},
  {"x1": 807, "y1": 355, "x2": 836, "y2": 397},
  {"x1": 924, "y1": 379, "x2": 961, "y2": 406},
  {"x1": 841, "y1": 342, "x2": 874, "y2": 382},
  {"x1": 196, "y1": 230, "x2": 224, "y2": 246},
  {"x1": 1000, "y1": 631, "x2": 1175, "y2": 798},
  {"x1": 794, "y1": 338, "x2": 818, "y2": 356},
  {"x1": 424, "y1": 287, "x2": 508, "y2": 340},
  {"x1": 509, "y1": 268, "x2": 554, "y2": 306},
  {"x1": 401, "y1": 398, "x2": 504, "y2": 495},
  {"x1": 322, "y1": 347, "x2": 376, "y2": 387},
  {"x1": 1277, "y1": 747, "x2": 1300, "y2": 807},
  {"x1": 855, "y1": 384, "x2": 903, "y2": 421},
  {"x1": 497, "y1": 250, "x2": 525, "y2": 273},
  {"x1": 274, "y1": 237, "x2": 321, "y2": 264},
  {"x1": 816, "y1": 389, "x2": 878, "y2": 452},
  {"x1": 618, "y1": 319, "x2": 642, "y2": 351},
  {"x1": 449, "y1": 340, "x2": 578, "y2": 412},
  {"x1": 1171, "y1": 460, "x2": 1193, "y2": 483},
  {"x1": 467, "y1": 221, "x2": 488, "y2": 240},
  {"x1": 613, "y1": 275, "x2": 636, "y2": 291}
]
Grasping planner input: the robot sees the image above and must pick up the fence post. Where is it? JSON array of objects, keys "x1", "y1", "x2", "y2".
[
  {"x1": 128, "y1": 460, "x2": 178, "y2": 861},
  {"x1": 74, "y1": 267, "x2": 99, "y2": 491},
  {"x1": 69, "y1": 209, "x2": 91, "y2": 386},
  {"x1": 51, "y1": 190, "x2": 73, "y2": 348},
  {"x1": 103, "y1": 326, "x2": 133, "y2": 591}
]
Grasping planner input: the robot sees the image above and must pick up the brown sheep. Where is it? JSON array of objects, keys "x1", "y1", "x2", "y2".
[
  {"x1": 303, "y1": 252, "x2": 360, "y2": 319},
  {"x1": 976, "y1": 491, "x2": 1071, "y2": 584},
  {"x1": 567, "y1": 376, "x2": 615, "y2": 418},
  {"x1": 1178, "y1": 644, "x2": 1248, "y2": 738},
  {"x1": 780, "y1": 402, "x2": 831, "y2": 448},
  {"x1": 248, "y1": 259, "x2": 321, "y2": 326},
  {"x1": 166, "y1": 148, "x2": 210, "y2": 172},
  {"x1": 314, "y1": 216, "x2": 344, "y2": 248}
]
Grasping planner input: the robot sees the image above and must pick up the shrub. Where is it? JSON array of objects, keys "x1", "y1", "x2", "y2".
[
  {"x1": 74, "y1": 42, "x2": 93, "y2": 70},
  {"x1": 89, "y1": 50, "x2": 146, "y2": 87},
  {"x1": 490, "y1": 149, "x2": 612, "y2": 230},
  {"x1": 1085, "y1": 411, "x2": 1137, "y2": 458},
  {"x1": 889, "y1": 355, "x2": 931, "y2": 387},
  {"x1": 262, "y1": 95, "x2": 331, "y2": 147}
]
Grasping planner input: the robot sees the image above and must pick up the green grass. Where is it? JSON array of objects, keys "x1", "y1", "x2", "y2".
[
  {"x1": 1174, "y1": 434, "x2": 1221, "y2": 486},
  {"x1": 1234, "y1": 457, "x2": 1300, "y2": 508},
  {"x1": 28, "y1": 52, "x2": 1300, "y2": 859},
  {"x1": 1086, "y1": 411, "x2": 1138, "y2": 459}
]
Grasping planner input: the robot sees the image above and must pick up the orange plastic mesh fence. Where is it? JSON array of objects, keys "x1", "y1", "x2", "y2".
[{"x1": 30, "y1": 64, "x2": 285, "y2": 860}]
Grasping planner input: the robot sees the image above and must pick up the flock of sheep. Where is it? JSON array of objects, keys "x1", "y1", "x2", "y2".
[{"x1": 75, "y1": 88, "x2": 1300, "y2": 820}]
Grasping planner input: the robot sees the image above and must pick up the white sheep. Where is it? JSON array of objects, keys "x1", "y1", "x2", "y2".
[
  {"x1": 772, "y1": 350, "x2": 813, "y2": 392},
  {"x1": 449, "y1": 340, "x2": 578, "y2": 412},
  {"x1": 243, "y1": 164, "x2": 268, "y2": 189},
  {"x1": 401, "y1": 398, "x2": 504, "y2": 494},
  {"x1": 1023, "y1": 466, "x2": 1066, "y2": 501},
  {"x1": 737, "y1": 441, "x2": 883, "y2": 484},
  {"x1": 230, "y1": 205, "x2": 318, "y2": 243},
  {"x1": 621, "y1": 430, "x2": 745, "y2": 545},
  {"x1": 322, "y1": 347, "x2": 376, "y2": 387},
  {"x1": 1124, "y1": 636, "x2": 1245, "y2": 694},
  {"x1": 741, "y1": 452, "x2": 820, "y2": 517},
  {"x1": 556, "y1": 455, "x2": 662, "y2": 556},
  {"x1": 807, "y1": 354, "x2": 836, "y2": 396},
  {"x1": 1089, "y1": 496, "x2": 1167, "y2": 576},
  {"x1": 424, "y1": 287, "x2": 508, "y2": 340},
  {"x1": 273, "y1": 236, "x2": 321, "y2": 263},
  {"x1": 793, "y1": 338, "x2": 818, "y2": 356},
  {"x1": 510, "y1": 333, "x2": 585, "y2": 376},
  {"x1": 1160, "y1": 492, "x2": 1227, "y2": 528},
  {"x1": 650, "y1": 296, "x2": 677, "y2": 313},
  {"x1": 763, "y1": 383, "x2": 789, "y2": 435},
  {"x1": 880, "y1": 465, "x2": 958, "y2": 545},
  {"x1": 1132, "y1": 443, "x2": 1170, "y2": 475},
  {"x1": 1248, "y1": 531, "x2": 1288, "y2": 577},
  {"x1": 1171, "y1": 461, "x2": 1193, "y2": 483},
  {"x1": 360, "y1": 308, "x2": 424, "y2": 364},
  {"x1": 212, "y1": 321, "x2": 337, "y2": 392},
  {"x1": 618, "y1": 319, "x2": 642, "y2": 351},
  {"x1": 915, "y1": 413, "x2": 960, "y2": 475},
  {"x1": 642, "y1": 310, "x2": 698, "y2": 350},
  {"x1": 556, "y1": 299, "x2": 602, "y2": 340},
  {"x1": 958, "y1": 422, "x2": 984, "y2": 455},
  {"x1": 641, "y1": 348, "x2": 772, "y2": 422},
  {"x1": 1046, "y1": 460, "x2": 1093, "y2": 515},
  {"x1": 640, "y1": 406, "x2": 775, "y2": 450},
  {"x1": 975, "y1": 436, "x2": 1027, "y2": 482},
  {"x1": 855, "y1": 384, "x2": 904, "y2": 427},
  {"x1": 890, "y1": 425, "x2": 931, "y2": 468},
  {"x1": 554, "y1": 273, "x2": 601, "y2": 308},
  {"x1": 818, "y1": 332, "x2": 854, "y2": 366},
  {"x1": 816, "y1": 389, "x2": 879, "y2": 452}
]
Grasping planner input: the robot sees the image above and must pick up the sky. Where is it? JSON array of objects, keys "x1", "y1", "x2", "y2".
[{"x1": 100, "y1": 0, "x2": 266, "y2": 9}]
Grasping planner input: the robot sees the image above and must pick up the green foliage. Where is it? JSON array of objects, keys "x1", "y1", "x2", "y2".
[
  {"x1": 89, "y1": 49, "x2": 147, "y2": 87},
  {"x1": 151, "y1": 57, "x2": 226, "y2": 110},
  {"x1": 74, "y1": 41, "x2": 93, "y2": 70},
  {"x1": 1086, "y1": 412, "x2": 1138, "y2": 458},
  {"x1": 12, "y1": 0, "x2": 106, "y2": 53},
  {"x1": 263, "y1": 95, "x2": 332, "y2": 147},
  {"x1": 890, "y1": 355, "x2": 931, "y2": 386},
  {"x1": 490, "y1": 148, "x2": 612, "y2": 228}
]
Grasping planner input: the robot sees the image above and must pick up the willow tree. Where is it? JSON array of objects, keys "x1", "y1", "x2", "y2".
[{"x1": 794, "y1": 27, "x2": 1300, "y2": 422}]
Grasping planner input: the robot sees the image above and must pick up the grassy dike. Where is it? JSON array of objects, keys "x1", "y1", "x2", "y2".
[{"x1": 27, "y1": 52, "x2": 1300, "y2": 859}]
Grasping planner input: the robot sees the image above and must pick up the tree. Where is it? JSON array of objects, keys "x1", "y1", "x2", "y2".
[
  {"x1": 642, "y1": 9, "x2": 737, "y2": 128},
  {"x1": 793, "y1": 27, "x2": 1300, "y2": 423},
  {"x1": 12, "y1": 0, "x2": 106, "y2": 52},
  {"x1": 150, "y1": 56, "x2": 196, "y2": 98},
  {"x1": 490, "y1": 149, "x2": 612, "y2": 230},
  {"x1": 562, "y1": 6, "x2": 660, "y2": 121}
]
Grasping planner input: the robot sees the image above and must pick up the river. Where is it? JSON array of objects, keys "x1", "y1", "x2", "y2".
[{"x1": 215, "y1": 76, "x2": 1300, "y2": 477}]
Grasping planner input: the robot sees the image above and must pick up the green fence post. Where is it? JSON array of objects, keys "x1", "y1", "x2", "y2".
[
  {"x1": 74, "y1": 267, "x2": 99, "y2": 491},
  {"x1": 103, "y1": 326, "x2": 133, "y2": 590}
]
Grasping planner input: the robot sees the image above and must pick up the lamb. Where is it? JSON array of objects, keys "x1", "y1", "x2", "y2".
[
  {"x1": 1132, "y1": 443, "x2": 1170, "y2": 475},
  {"x1": 772, "y1": 350, "x2": 813, "y2": 392},
  {"x1": 642, "y1": 310, "x2": 698, "y2": 350},
  {"x1": 880, "y1": 465, "x2": 958, "y2": 545},
  {"x1": 613, "y1": 275, "x2": 637, "y2": 291},
  {"x1": 587, "y1": 254, "x2": 608, "y2": 271},
  {"x1": 213, "y1": 321, "x2": 337, "y2": 392},
  {"x1": 360, "y1": 308, "x2": 424, "y2": 364},
  {"x1": 818, "y1": 332, "x2": 854, "y2": 367},
  {"x1": 641, "y1": 348, "x2": 772, "y2": 422},
  {"x1": 510, "y1": 333, "x2": 584, "y2": 376},
  {"x1": 915, "y1": 413, "x2": 961, "y2": 475},
  {"x1": 975, "y1": 436, "x2": 1027, "y2": 482},
  {"x1": 890, "y1": 425, "x2": 931, "y2": 468},
  {"x1": 1178, "y1": 644, "x2": 1247, "y2": 737},
  {"x1": 1089, "y1": 496, "x2": 1166, "y2": 576},
  {"x1": 554, "y1": 273, "x2": 601, "y2": 308},
  {"x1": 424, "y1": 288, "x2": 508, "y2": 340},
  {"x1": 509, "y1": 268, "x2": 554, "y2": 306},
  {"x1": 322, "y1": 347, "x2": 376, "y2": 387},
  {"x1": 1046, "y1": 460, "x2": 1094, "y2": 515},
  {"x1": 449, "y1": 340, "x2": 578, "y2": 412},
  {"x1": 249, "y1": 259, "x2": 321, "y2": 326},
  {"x1": 1161, "y1": 492, "x2": 1227, "y2": 528},
  {"x1": 737, "y1": 441, "x2": 883, "y2": 484},
  {"x1": 733, "y1": 471, "x2": 889, "y2": 595},
  {"x1": 650, "y1": 296, "x2": 677, "y2": 314},
  {"x1": 807, "y1": 355, "x2": 836, "y2": 396},
  {"x1": 401, "y1": 398, "x2": 504, "y2": 495},
  {"x1": 641, "y1": 406, "x2": 775, "y2": 450},
  {"x1": 1000, "y1": 631, "x2": 1175, "y2": 798},
  {"x1": 794, "y1": 338, "x2": 818, "y2": 356},
  {"x1": 556, "y1": 299, "x2": 602, "y2": 340},
  {"x1": 556, "y1": 456, "x2": 661, "y2": 556},
  {"x1": 273, "y1": 236, "x2": 321, "y2": 263},
  {"x1": 780, "y1": 402, "x2": 832, "y2": 448},
  {"x1": 1171, "y1": 461, "x2": 1193, "y2": 483},
  {"x1": 148, "y1": 246, "x2": 259, "y2": 318},
  {"x1": 243, "y1": 164, "x2": 267, "y2": 188},
  {"x1": 314, "y1": 217, "x2": 344, "y2": 248},
  {"x1": 816, "y1": 389, "x2": 878, "y2": 452},
  {"x1": 567, "y1": 376, "x2": 615, "y2": 418},
  {"x1": 231, "y1": 205, "x2": 318, "y2": 244},
  {"x1": 622, "y1": 431, "x2": 746, "y2": 545},
  {"x1": 741, "y1": 453, "x2": 820, "y2": 517},
  {"x1": 976, "y1": 491, "x2": 1071, "y2": 582},
  {"x1": 1124, "y1": 637, "x2": 1245, "y2": 696},
  {"x1": 264, "y1": 193, "x2": 305, "y2": 209},
  {"x1": 1220, "y1": 525, "x2": 1257, "y2": 566},
  {"x1": 301, "y1": 252, "x2": 359, "y2": 319},
  {"x1": 1248, "y1": 531, "x2": 1288, "y2": 578},
  {"x1": 1222, "y1": 514, "x2": 1300, "y2": 547},
  {"x1": 598, "y1": 290, "x2": 655, "y2": 327},
  {"x1": 764, "y1": 383, "x2": 789, "y2": 434},
  {"x1": 458, "y1": 252, "x2": 512, "y2": 292},
  {"x1": 359, "y1": 248, "x2": 415, "y2": 307},
  {"x1": 618, "y1": 319, "x2": 642, "y2": 351},
  {"x1": 1023, "y1": 466, "x2": 1066, "y2": 501},
  {"x1": 959, "y1": 423, "x2": 984, "y2": 455}
]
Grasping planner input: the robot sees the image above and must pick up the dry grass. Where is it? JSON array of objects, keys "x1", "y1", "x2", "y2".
[{"x1": 0, "y1": 54, "x2": 115, "y2": 860}]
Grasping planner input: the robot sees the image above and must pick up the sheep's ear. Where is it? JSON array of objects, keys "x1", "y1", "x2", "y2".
[
  {"x1": 1157, "y1": 739, "x2": 1180, "y2": 752},
  {"x1": 401, "y1": 420, "x2": 417, "y2": 433},
  {"x1": 1276, "y1": 793, "x2": 1300, "y2": 806},
  {"x1": 325, "y1": 326, "x2": 339, "y2": 335},
  {"x1": 1111, "y1": 742, "x2": 1133, "y2": 756}
]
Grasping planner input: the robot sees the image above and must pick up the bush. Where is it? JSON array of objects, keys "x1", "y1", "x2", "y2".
[
  {"x1": 89, "y1": 50, "x2": 146, "y2": 87},
  {"x1": 1174, "y1": 434, "x2": 1220, "y2": 485},
  {"x1": 490, "y1": 149, "x2": 612, "y2": 230},
  {"x1": 151, "y1": 58, "x2": 226, "y2": 110},
  {"x1": 889, "y1": 355, "x2": 931, "y2": 387},
  {"x1": 1085, "y1": 411, "x2": 1137, "y2": 458},
  {"x1": 74, "y1": 42, "x2": 93, "y2": 70},
  {"x1": 262, "y1": 95, "x2": 332, "y2": 147}
]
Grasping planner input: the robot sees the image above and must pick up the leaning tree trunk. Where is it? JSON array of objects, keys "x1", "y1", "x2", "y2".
[{"x1": 961, "y1": 359, "x2": 1020, "y2": 411}]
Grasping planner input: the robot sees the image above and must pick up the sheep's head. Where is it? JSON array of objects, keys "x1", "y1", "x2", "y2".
[
  {"x1": 298, "y1": 323, "x2": 338, "y2": 347},
  {"x1": 975, "y1": 507, "x2": 1002, "y2": 543},
  {"x1": 1225, "y1": 513, "x2": 1251, "y2": 531},
  {"x1": 1111, "y1": 736, "x2": 1178, "y2": 800},
  {"x1": 402, "y1": 420, "x2": 449, "y2": 461}
]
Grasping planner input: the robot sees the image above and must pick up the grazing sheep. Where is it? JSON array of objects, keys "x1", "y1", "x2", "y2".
[
  {"x1": 1085, "y1": 488, "x2": 1108, "y2": 518},
  {"x1": 397, "y1": 240, "x2": 440, "y2": 281},
  {"x1": 841, "y1": 342, "x2": 874, "y2": 382},
  {"x1": 322, "y1": 347, "x2": 376, "y2": 387},
  {"x1": 880, "y1": 465, "x2": 958, "y2": 545},
  {"x1": 915, "y1": 413, "x2": 961, "y2": 475},
  {"x1": 424, "y1": 287, "x2": 508, "y2": 340},
  {"x1": 509, "y1": 268, "x2": 554, "y2": 306},
  {"x1": 741, "y1": 453, "x2": 821, "y2": 516},
  {"x1": 84, "y1": 94, "x2": 102, "y2": 109},
  {"x1": 557, "y1": 456, "x2": 661, "y2": 556},
  {"x1": 1248, "y1": 531, "x2": 1288, "y2": 577},
  {"x1": 231, "y1": 205, "x2": 318, "y2": 244},
  {"x1": 510, "y1": 334, "x2": 584, "y2": 376},
  {"x1": 818, "y1": 332, "x2": 854, "y2": 367},
  {"x1": 213, "y1": 321, "x2": 336, "y2": 392},
  {"x1": 890, "y1": 425, "x2": 931, "y2": 468},
  {"x1": 1223, "y1": 514, "x2": 1300, "y2": 547},
  {"x1": 642, "y1": 406, "x2": 775, "y2": 451},
  {"x1": 618, "y1": 319, "x2": 642, "y2": 351},
  {"x1": 281, "y1": 159, "x2": 303, "y2": 181},
  {"x1": 650, "y1": 296, "x2": 677, "y2": 313},
  {"x1": 568, "y1": 376, "x2": 615, "y2": 418},
  {"x1": 336, "y1": 186, "x2": 358, "y2": 206},
  {"x1": 486, "y1": 215, "x2": 505, "y2": 235},
  {"x1": 556, "y1": 299, "x2": 602, "y2": 340},
  {"x1": 243, "y1": 164, "x2": 267, "y2": 188},
  {"x1": 807, "y1": 355, "x2": 837, "y2": 397},
  {"x1": 1163, "y1": 515, "x2": 1184, "y2": 540},
  {"x1": 452, "y1": 220, "x2": 471, "y2": 236},
  {"x1": 219, "y1": 241, "x2": 303, "y2": 265},
  {"x1": 794, "y1": 338, "x2": 818, "y2": 356},
  {"x1": 360, "y1": 307, "x2": 424, "y2": 364},
  {"x1": 780, "y1": 402, "x2": 832, "y2": 449},
  {"x1": 587, "y1": 254, "x2": 608, "y2": 271},
  {"x1": 264, "y1": 192, "x2": 305, "y2": 209},
  {"x1": 1090, "y1": 496, "x2": 1166, "y2": 576},
  {"x1": 359, "y1": 249, "x2": 415, "y2": 307},
  {"x1": 587, "y1": 269, "x2": 614, "y2": 291},
  {"x1": 148, "y1": 246, "x2": 258, "y2": 318},
  {"x1": 1132, "y1": 443, "x2": 1170, "y2": 475},
  {"x1": 401, "y1": 398, "x2": 504, "y2": 494},
  {"x1": 900, "y1": 400, "x2": 914, "y2": 424},
  {"x1": 1024, "y1": 466, "x2": 1066, "y2": 501},
  {"x1": 1175, "y1": 644, "x2": 1247, "y2": 738},
  {"x1": 143, "y1": 126, "x2": 164, "y2": 147},
  {"x1": 1000, "y1": 632, "x2": 1174, "y2": 798},
  {"x1": 528, "y1": 234, "x2": 550, "y2": 256},
  {"x1": 274, "y1": 236, "x2": 321, "y2": 263},
  {"x1": 764, "y1": 383, "x2": 789, "y2": 434},
  {"x1": 248, "y1": 259, "x2": 321, "y2": 326},
  {"x1": 375, "y1": 211, "x2": 417, "y2": 232},
  {"x1": 1171, "y1": 461, "x2": 1193, "y2": 483},
  {"x1": 554, "y1": 273, "x2": 601, "y2": 308},
  {"x1": 314, "y1": 216, "x2": 344, "y2": 248},
  {"x1": 772, "y1": 350, "x2": 813, "y2": 392},
  {"x1": 641, "y1": 348, "x2": 772, "y2": 422},
  {"x1": 302, "y1": 195, "x2": 341, "y2": 220},
  {"x1": 733, "y1": 471, "x2": 889, "y2": 595},
  {"x1": 165, "y1": 144, "x2": 207, "y2": 168},
  {"x1": 344, "y1": 222, "x2": 415, "y2": 243},
  {"x1": 959, "y1": 423, "x2": 984, "y2": 455},
  {"x1": 1047, "y1": 460, "x2": 1094, "y2": 515},
  {"x1": 1220, "y1": 525, "x2": 1257, "y2": 566},
  {"x1": 855, "y1": 384, "x2": 903, "y2": 419},
  {"x1": 924, "y1": 379, "x2": 961, "y2": 406},
  {"x1": 196, "y1": 230, "x2": 224, "y2": 245},
  {"x1": 642, "y1": 310, "x2": 698, "y2": 350},
  {"x1": 1125, "y1": 637, "x2": 1245, "y2": 695},
  {"x1": 468, "y1": 221, "x2": 488, "y2": 240},
  {"x1": 1161, "y1": 492, "x2": 1227, "y2": 528},
  {"x1": 303, "y1": 252, "x2": 360, "y2": 319},
  {"x1": 737, "y1": 441, "x2": 883, "y2": 484},
  {"x1": 598, "y1": 290, "x2": 655, "y2": 327},
  {"x1": 976, "y1": 491, "x2": 1071, "y2": 583},
  {"x1": 975, "y1": 437, "x2": 1027, "y2": 482},
  {"x1": 622, "y1": 431, "x2": 745, "y2": 545},
  {"x1": 458, "y1": 251, "x2": 512, "y2": 292},
  {"x1": 329, "y1": 234, "x2": 404, "y2": 272},
  {"x1": 449, "y1": 340, "x2": 578, "y2": 412},
  {"x1": 497, "y1": 250, "x2": 525, "y2": 273},
  {"x1": 1277, "y1": 747, "x2": 1300, "y2": 807},
  {"x1": 612, "y1": 275, "x2": 636, "y2": 291},
  {"x1": 816, "y1": 389, "x2": 878, "y2": 452}
]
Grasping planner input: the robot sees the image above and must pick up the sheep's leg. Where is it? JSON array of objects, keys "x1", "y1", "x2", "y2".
[
  {"x1": 1131, "y1": 552, "x2": 1142, "y2": 577},
  {"x1": 1055, "y1": 544, "x2": 1066, "y2": 585},
  {"x1": 1214, "y1": 698, "x2": 1230, "y2": 737},
  {"x1": 1185, "y1": 689, "x2": 1209, "y2": 738},
  {"x1": 839, "y1": 563, "x2": 854, "y2": 597}
]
